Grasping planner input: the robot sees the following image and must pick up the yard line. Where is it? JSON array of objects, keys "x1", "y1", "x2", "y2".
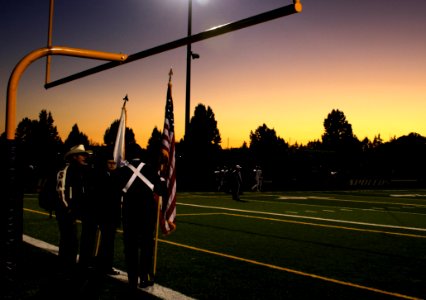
[
  {"x1": 390, "y1": 194, "x2": 426, "y2": 198},
  {"x1": 254, "y1": 197, "x2": 426, "y2": 208},
  {"x1": 178, "y1": 210, "x2": 426, "y2": 238},
  {"x1": 23, "y1": 235, "x2": 195, "y2": 300},
  {"x1": 220, "y1": 213, "x2": 426, "y2": 239},
  {"x1": 160, "y1": 239, "x2": 422, "y2": 300},
  {"x1": 179, "y1": 213, "x2": 224, "y2": 217},
  {"x1": 179, "y1": 203, "x2": 426, "y2": 232},
  {"x1": 25, "y1": 208, "x2": 52, "y2": 216},
  {"x1": 24, "y1": 205, "x2": 426, "y2": 235},
  {"x1": 23, "y1": 207, "x2": 423, "y2": 299},
  {"x1": 214, "y1": 199, "x2": 426, "y2": 216}
]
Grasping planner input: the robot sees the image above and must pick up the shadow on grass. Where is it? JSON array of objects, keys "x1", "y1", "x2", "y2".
[{"x1": 3, "y1": 242, "x2": 160, "y2": 300}]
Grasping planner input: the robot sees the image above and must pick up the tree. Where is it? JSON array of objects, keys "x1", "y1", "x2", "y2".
[
  {"x1": 103, "y1": 119, "x2": 136, "y2": 146},
  {"x1": 64, "y1": 124, "x2": 90, "y2": 150},
  {"x1": 15, "y1": 117, "x2": 37, "y2": 144},
  {"x1": 186, "y1": 104, "x2": 221, "y2": 147},
  {"x1": 322, "y1": 109, "x2": 357, "y2": 151},
  {"x1": 387, "y1": 133, "x2": 426, "y2": 180},
  {"x1": 15, "y1": 110, "x2": 63, "y2": 164},
  {"x1": 182, "y1": 104, "x2": 222, "y2": 190},
  {"x1": 321, "y1": 109, "x2": 362, "y2": 180},
  {"x1": 36, "y1": 110, "x2": 63, "y2": 171},
  {"x1": 249, "y1": 123, "x2": 288, "y2": 188},
  {"x1": 249, "y1": 124, "x2": 287, "y2": 153},
  {"x1": 15, "y1": 110, "x2": 63, "y2": 190},
  {"x1": 146, "y1": 127, "x2": 162, "y2": 167}
]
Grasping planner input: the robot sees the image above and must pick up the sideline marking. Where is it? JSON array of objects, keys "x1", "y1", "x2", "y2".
[
  {"x1": 250, "y1": 198, "x2": 426, "y2": 216},
  {"x1": 221, "y1": 213, "x2": 426, "y2": 239},
  {"x1": 22, "y1": 235, "x2": 194, "y2": 300},
  {"x1": 391, "y1": 194, "x2": 426, "y2": 198},
  {"x1": 177, "y1": 211, "x2": 425, "y2": 238},
  {"x1": 24, "y1": 206, "x2": 423, "y2": 299},
  {"x1": 179, "y1": 203, "x2": 426, "y2": 232},
  {"x1": 261, "y1": 196, "x2": 426, "y2": 208},
  {"x1": 160, "y1": 239, "x2": 422, "y2": 300}
]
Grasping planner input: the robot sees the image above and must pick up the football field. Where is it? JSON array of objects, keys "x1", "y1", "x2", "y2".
[{"x1": 23, "y1": 190, "x2": 426, "y2": 299}]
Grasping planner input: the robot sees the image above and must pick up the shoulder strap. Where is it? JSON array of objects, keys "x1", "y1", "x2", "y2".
[
  {"x1": 122, "y1": 162, "x2": 154, "y2": 193},
  {"x1": 56, "y1": 165, "x2": 69, "y2": 208}
]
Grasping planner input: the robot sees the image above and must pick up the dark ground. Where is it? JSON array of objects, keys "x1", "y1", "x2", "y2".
[{"x1": 2, "y1": 242, "x2": 160, "y2": 300}]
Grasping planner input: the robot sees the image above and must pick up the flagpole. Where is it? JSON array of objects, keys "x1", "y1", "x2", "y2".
[
  {"x1": 153, "y1": 69, "x2": 172, "y2": 276},
  {"x1": 153, "y1": 195, "x2": 162, "y2": 276}
]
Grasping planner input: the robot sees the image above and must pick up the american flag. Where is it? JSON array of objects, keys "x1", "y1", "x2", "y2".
[{"x1": 160, "y1": 78, "x2": 177, "y2": 235}]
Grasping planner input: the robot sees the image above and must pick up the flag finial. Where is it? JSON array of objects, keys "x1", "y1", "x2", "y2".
[
  {"x1": 122, "y1": 94, "x2": 129, "y2": 108},
  {"x1": 168, "y1": 68, "x2": 173, "y2": 83}
]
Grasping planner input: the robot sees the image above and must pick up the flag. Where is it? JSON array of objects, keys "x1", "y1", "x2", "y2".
[
  {"x1": 159, "y1": 79, "x2": 177, "y2": 235},
  {"x1": 113, "y1": 104, "x2": 126, "y2": 166}
]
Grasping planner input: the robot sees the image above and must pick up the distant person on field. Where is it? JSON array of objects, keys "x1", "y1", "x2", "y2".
[
  {"x1": 231, "y1": 165, "x2": 243, "y2": 201},
  {"x1": 251, "y1": 166, "x2": 263, "y2": 192}
]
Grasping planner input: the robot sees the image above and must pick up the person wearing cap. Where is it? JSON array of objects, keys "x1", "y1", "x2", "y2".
[{"x1": 56, "y1": 144, "x2": 94, "y2": 275}]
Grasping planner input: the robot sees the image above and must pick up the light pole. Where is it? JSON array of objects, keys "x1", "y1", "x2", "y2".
[{"x1": 185, "y1": 0, "x2": 200, "y2": 138}]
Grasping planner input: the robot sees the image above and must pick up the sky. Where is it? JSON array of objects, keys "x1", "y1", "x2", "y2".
[{"x1": 1, "y1": 0, "x2": 425, "y2": 148}]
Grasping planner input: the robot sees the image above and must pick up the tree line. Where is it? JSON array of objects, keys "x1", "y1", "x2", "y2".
[{"x1": 1, "y1": 107, "x2": 425, "y2": 192}]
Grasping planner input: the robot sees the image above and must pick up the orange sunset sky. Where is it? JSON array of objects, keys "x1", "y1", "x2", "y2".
[{"x1": 1, "y1": 0, "x2": 425, "y2": 148}]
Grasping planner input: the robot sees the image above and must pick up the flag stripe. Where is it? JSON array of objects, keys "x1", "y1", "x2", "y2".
[{"x1": 160, "y1": 81, "x2": 177, "y2": 234}]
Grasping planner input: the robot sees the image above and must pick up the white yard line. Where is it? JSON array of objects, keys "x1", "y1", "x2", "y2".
[
  {"x1": 22, "y1": 235, "x2": 195, "y2": 300},
  {"x1": 179, "y1": 203, "x2": 426, "y2": 232}
]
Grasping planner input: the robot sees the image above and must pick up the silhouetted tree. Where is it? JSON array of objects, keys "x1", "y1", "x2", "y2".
[
  {"x1": 186, "y1": 104, "x2": 221, "y2": 148},
  {"x1": 322, "y1": 109, "x2": 358, "y2": 151},
  {"x1": 249, "y1": 124, "x2": 288, "y2": 188},
  {"x1": 64, "y1": 124, "x2": 90, "y2": 150},
  {"x1": 15, "y1": 117, "x2": 37, "y2": 144},
  {"x1": 250, "y1": 124, "x2": 287, "y2": 155},
  {"x1": 321, "y1": 109, "x2": 362, "y2": 182},
  {"x1": 182, "y1": 104, "x2": 222, "y2": 190},
  {"x1": 146, "y1": 127, "x2": 162, "y2": 167},
  {"x1": 15, "y1": 110, "x2": 63, "y2": 190},
  {"x1": 387, "y1": 133, "x2": 426, "y2": 181},
  {"x1": 103, "y1": 119, "x2": 136, "y2": 146}
]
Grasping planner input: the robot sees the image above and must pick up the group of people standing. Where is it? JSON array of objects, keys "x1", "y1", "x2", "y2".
[
  {"x1": 54, "y1": 144, "x2": 165, "y2": 290},
  {"x1": 214, "y1": 164, "x2": 263, "y2": 200}
]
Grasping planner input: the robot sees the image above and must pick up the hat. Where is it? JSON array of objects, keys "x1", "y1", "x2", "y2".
[{"x1": 65, "y1": 144, "x2": 93, "y2": 160}]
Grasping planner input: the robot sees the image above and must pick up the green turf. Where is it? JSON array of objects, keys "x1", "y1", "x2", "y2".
[{"x1": 23, "y1": 190, "x2": 426, "y2": 299}]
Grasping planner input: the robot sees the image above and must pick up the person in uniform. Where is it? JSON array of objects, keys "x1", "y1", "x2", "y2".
[
  {"x1": 117, "y1": 147, "x2": 165, "y2": 289},
  {"x1": 251, "y1": 166, "x2": 263, "y2": 192},
  {"x1": 231, "y1": 165, "x2": 243, "y2": 201},
  {"x1": 56, "y1": 144, "x2": 93, "y2": 275},
  {"x1": 93, "y1": 158, "x2": 121, "y2": 275}
]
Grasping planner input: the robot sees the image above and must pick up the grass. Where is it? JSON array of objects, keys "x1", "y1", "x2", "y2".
[{"x1": 22, "y1": 190, "x2": 426, "y2": 299}]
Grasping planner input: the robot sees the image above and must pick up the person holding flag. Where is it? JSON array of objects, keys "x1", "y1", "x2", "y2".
[{"x1": 117, "y1": 144, "x2": 165, "y2": 290}]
